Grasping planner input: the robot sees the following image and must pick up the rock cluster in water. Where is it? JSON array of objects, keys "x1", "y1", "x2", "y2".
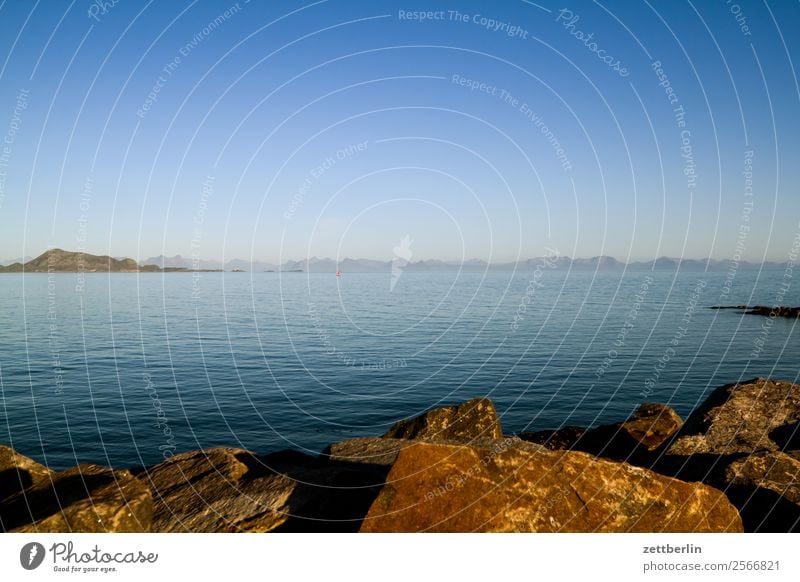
[
  {"x1": 2, "y1": 378, "x2": 799, "y2": 532},
  {"x1": 711, "y1": 305, "x2": 800, "y2": 318}
]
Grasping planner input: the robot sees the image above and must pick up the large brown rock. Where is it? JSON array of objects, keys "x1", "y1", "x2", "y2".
[
  {"x1": 0, "y1": 445, "x2": 53, "y2": 502},
  {"x1": 382, "y1": 397, "x2": 503, "y2": 443},
  {"x1": 1, "y1": 464, "x2": 152, "y2": 532},
  {"x1": 140, "y1": 448, "x2": 386, "y2": 532},
  {"x1": 360, "y1": 439, "x2": 742, "y2": 532},
  {"x1": 666, "y1": 378, "x2": 800, "y2": 456}
]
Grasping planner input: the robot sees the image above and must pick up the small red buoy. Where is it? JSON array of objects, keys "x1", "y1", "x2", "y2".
[{"x1": 336, "y1": 270, "x2": 342, "y2": 277}]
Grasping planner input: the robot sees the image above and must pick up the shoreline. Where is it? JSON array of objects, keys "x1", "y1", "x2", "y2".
[{"x1": 2, "y1": 376, "x2": 798, "y2": 533}]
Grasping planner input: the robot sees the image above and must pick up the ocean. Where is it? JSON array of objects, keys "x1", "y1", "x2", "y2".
[{"x1": 0, "y1": 268, "x2": 797, "y2": 470}]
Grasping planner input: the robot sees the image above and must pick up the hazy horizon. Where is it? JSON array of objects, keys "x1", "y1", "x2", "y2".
[{"x1": 1, "y1": 246, "x2": 794, "y2": 267}]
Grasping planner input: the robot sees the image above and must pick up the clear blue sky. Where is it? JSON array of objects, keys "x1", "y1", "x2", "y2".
[{"x1": 0, "y1": 0, "x2": 798, "y2": 263}]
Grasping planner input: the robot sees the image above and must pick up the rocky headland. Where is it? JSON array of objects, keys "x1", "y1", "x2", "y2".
[
  {"x1": 2, "y1": 377, "x2": 799, "y2": 532},
  {"x1": 711, "y1": 305, "x2": 800, "y2": 318},
  {"x1": 0, "y1": 249, "x2": 218, "y2": 273}
]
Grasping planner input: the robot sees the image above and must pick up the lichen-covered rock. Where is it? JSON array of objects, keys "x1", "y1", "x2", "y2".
[
  {"x1": 142, "y1": 448, "x2": 302, "y2": 532},
  {"x1": 1, "y1": 464, "x2": 152, "y2": 532},
  {"x1": 360, "y1": 439, "x2": 742, "y2": 533},
  {"x1": 652, "y1": 378, "x2": 800, "y2": 531},
  {"x1": 726, "y1": 451, "x2": 800, "y2": 503},
  {"x1": 667, "y1": 378, "x2": 800, "y2": 456},
  {"x1": 723, "y1": 451, "x2": 800, "y2": 532},
  {"x1": 0, "y1": 445, "x2": 53, "y2": 502},
  {"x1": 382, "y1": 397, "x2": 503, "y2": 443},
  {"x1": 141, "y1": 448, "x2": 384, "y2": 532}
]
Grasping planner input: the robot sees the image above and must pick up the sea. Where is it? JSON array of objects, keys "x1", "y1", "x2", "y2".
[{"x1": 0, "y1": 268, "x2": 797, "y2": 470}]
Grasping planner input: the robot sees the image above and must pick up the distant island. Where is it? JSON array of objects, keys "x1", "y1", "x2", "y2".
[{"x1": 0, "y1": 249, "x2": 220, "y2": 273}]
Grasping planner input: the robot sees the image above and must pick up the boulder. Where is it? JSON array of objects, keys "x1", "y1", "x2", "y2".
[
  {"x1": 140, "y1": 448, "x2": 386, "y2": 532},
  {"x1": 656, "y1": 378, "x2": 800, "y2": 531},
  {"x1": 142, "y1": 448, "x2": 303, "y2": 532},
  {"x1": 1, "y1": 464, "x2": 152, "y2": 532},
  {"x1": 726, "y1": 451, "x2": 800, "y2": 504},
  {"x1": 360, "y1": 439, "x2": 742, "y2": 532},
  {"x1": 666, "y1": 378, "x2": 800, "y2": 456},
  {"x1": 382, "y1": 397, "x2": 503, "y2": 443},
  {"x1": 0, "y1": 445, "x2": 53, "y2": 502},
  {"x1": 520, "y1": 403, "x2": 682, "y2": 464},
  {"x1": 723, "y1": 451, "x2": 800, "y2": 532},
  {"x1": 322, "y1": 437, "x2": 405, "y2": 467},
  {"x1": 620, "y1": 403, "x2": 683, "y2": 451}
]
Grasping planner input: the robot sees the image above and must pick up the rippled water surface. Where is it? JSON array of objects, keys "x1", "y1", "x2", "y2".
[{"x1": 1, "y1": 269, "x2": 797, "y2": 469}]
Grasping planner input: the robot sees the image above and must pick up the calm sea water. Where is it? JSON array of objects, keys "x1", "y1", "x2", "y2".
[{"x1": 0, "y1": 269, "x2": 797, "y2": 470}]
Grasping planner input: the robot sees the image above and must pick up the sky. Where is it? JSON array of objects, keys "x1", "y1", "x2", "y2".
[{"x1": 0, "y1": 0, "x2": 798, "y2": 263}]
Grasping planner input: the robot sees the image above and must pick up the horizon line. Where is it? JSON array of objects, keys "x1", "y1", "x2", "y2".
[{"x1": 1, "y1": 248, "x2": 791, "y2": 267}]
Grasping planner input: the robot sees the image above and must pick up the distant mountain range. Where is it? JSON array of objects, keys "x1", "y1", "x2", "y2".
[
  {"x1": 0, "y1": 249, "x2": 788, "y2": 273},
  {"x1": 0, "y1": 256, "x2": 31, "y2": 267},
  {"x1": 143, "y1": 253, "x2": 786, "y2": 273}
]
